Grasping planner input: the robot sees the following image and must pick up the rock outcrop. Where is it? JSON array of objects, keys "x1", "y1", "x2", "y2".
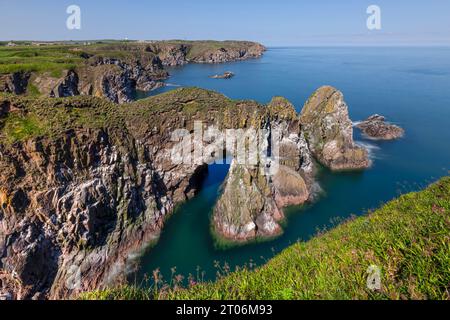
[
  {"x1": 0, "y1": 72, "x2": 30, "y2": 95},
  {"x1": 210, "y1": 71, "x2": 235, "y2": 79},
  {"x1": 212, "y1": 88, "x2": 373, "y2": 242},
  {"x1": 32, "y1": 70, "x2": 80, "y2": 98},
  {"x1": 213, "y1": 161, "x2": 283, "y2": 241},
  {"x1": 212, "y1": 97, "x2": 315, "y2": 242},
  {"x1": 0, "y1": 85, "x2": 372, "y2": 299},
  {"x1": 300, "y1": 86, "x2": 370, "y2": 170},
  {"x1": 356, "y1": 114, "x2": 404, "y2": 140}
]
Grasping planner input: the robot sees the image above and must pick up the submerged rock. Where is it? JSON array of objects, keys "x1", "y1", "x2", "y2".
[
  {"x1": 300, "y1": 86, "x2": 370, "y2": 170},
  {"x1": 356, "y1": 114, "x2": 404, "y2": 140}
]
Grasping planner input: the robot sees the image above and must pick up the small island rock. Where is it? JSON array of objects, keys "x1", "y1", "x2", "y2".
[
  {"x1": 356, "y1": 114, "x2": 404, "y2": 140},
  {"x1": 210, "y1": 71, "x2": 235, "y2": 79}
]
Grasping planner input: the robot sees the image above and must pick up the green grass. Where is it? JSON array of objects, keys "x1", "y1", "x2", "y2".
[
  {"x1": 26, "y1": 82, "x2": 40, "y2": 96},
  {"x1": 0, "y1": 46, "x2": 84, "y2": 75},
  {"x1": 0, "y1": 95, "x2": 115, "y2": 144},
  {"x1": 1, "y1": 113, "x2": 45, "y2": 143},
  {"x1": 82, "y1": 176, "x2": 450, "y2": 300}
]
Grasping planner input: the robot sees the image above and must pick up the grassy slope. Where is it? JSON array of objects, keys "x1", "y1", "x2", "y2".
[{"x1": 83, "y1": 176, "x2": 450, "y2": 300}]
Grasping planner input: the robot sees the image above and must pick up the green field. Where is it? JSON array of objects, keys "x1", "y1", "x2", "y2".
[
  {"x1": 82, "y1": 176, "x2": 450, "y2": 300},
  {"x1": 0, "y1": 45, "x2": 84, "y2": 76}
]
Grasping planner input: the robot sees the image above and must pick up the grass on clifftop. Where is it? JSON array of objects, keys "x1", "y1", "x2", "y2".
[
  {"x1": 0, "y1": 40, "x2": 262, "y2": 76},
  {"x1": 0, "y1": 87, "x2": 264, "y2": 145},
  {"x1": 82, "y1": 176, "x2": 450, "y2": 300},
  {"x1": 0, "y1": 46, "x2": 83, "y2": 75}
]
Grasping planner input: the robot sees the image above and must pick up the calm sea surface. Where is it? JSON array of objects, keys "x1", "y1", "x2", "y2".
[{"x1": 132, "y1": 47, "x2": 450, "y2": 284}]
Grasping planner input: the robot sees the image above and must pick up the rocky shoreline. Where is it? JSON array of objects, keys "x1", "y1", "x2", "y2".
[
  {"x1": 0, "y1": 41, "x2": 266, "y2": 104},
  {"x1": 0, "y1": 85, "x2": 377, "y2": 299},
  {"x1": 212, "y1": 87, "x2": 371, "y2": 242}
]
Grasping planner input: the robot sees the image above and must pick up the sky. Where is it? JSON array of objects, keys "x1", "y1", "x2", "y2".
[{"x1": 1, "y1": 0, "x2": 449, "y2": 46}]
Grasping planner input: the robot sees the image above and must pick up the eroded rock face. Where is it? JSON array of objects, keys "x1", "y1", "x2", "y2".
[
  {"x1": 0, "y1": 127, "x2": 208, "y2": 299},
  {"x1": 0, "y1": 72, "x2": 30, "y2": 95},
  {"x1": 272, "y1": 165, "x2": 309, "y2": 208},
  {"x1": 300, "y1": 86, "x2": 370, "y2": 170},
  {"x1": 213, "y1": 161, "x2": 282, "y2": 241},
  {"x1": 0, "y1": 86, "x2": 372, "y2": 299},
  {"x1": 0, "y1": 88, "x2": 296, "y2": 299},
  {"x1": 212, "y1": 97, "x2": 316, "y2": 242},
  {"x1": 33, "y1": 70, "x2": 80, "y2": 98},
  {"x1": 356, "y1": 114, "x2": 404, "y2": 140}
]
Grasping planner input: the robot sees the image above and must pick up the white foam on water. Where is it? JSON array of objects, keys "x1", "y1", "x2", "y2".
[{"x1": 356, "y1": 141, "x2": 383, "y2": 160}]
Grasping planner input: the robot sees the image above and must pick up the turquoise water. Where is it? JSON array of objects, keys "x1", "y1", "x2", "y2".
[{"x1": 133, "y1": 47, "x2": 450, "y2": 284}]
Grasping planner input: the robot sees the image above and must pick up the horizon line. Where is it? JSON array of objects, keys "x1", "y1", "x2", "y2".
[{"x1": 2, "y1": 39, "x2": 450, "y2": 48}]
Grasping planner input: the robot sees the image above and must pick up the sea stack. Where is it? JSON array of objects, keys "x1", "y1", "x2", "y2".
[{"x1": 300, "y1": 86, "x2": 370, "y2": 171}]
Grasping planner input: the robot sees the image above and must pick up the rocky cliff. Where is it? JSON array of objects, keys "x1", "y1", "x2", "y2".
[
  {"x1": 0, "y1": 85, "x2": 370, "y2": 299},
  {"x1": 212, "y1": 97, "x2": 314, "y2": 241},
  {"x1": 300, "y1": 86, "x2": 370, "y2": 170},
  {"x1": 0, "y1": 41, "x2": 266, "y2": 104},
  {"x1": 212, "y1": 89, "x2": 370, "y2": 242}
]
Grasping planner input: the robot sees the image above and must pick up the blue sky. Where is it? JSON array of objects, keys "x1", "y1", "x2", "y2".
[{"x1": 1, "y1": 0, "x2": 449, "y2": 46}]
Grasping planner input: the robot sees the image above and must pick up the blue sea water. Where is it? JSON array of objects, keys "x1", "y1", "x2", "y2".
[{"x1": 133, "y1": 47, "x2": 450, "y2": 284}]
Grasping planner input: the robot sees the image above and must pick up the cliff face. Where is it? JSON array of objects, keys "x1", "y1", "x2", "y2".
[
  {"x1": 0, "y1": 41, "x2": 266, "y2": 104},
  {"x1": 212, "y1": 89, "x2": 371, "y2": 242},
  {"x1": 300, "y1": 86, "x2": 370, "y2": 170},
  {"x1": 212, "y1": 97, "x2": 315, "y2": 241},
  {"x1": 0, "y1": 72, "x2": 30, "y2": 95},
  {"x1": 0, "y1": 88, "x2": 279, "y2": 299},
  {"x1": 0, "y1": 85, "x2": 368, "y2": 299}
]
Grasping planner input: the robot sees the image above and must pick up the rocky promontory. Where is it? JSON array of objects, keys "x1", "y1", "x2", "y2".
[
  {"x1": 356, "y1": 114, "x2": 404, "y2": 140},
  {"x1": 0, "y1": 41, "x2": 265, "y2": 104},
  {"x1": 0, "y1": 88, "x2": 306, "y2": 299},
  {"x1": 212, "y1": 89, "x2": 370, "y2": 242},
  {"x1": 0, "y1": 84, "x2": 375, "y2": 299}
]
